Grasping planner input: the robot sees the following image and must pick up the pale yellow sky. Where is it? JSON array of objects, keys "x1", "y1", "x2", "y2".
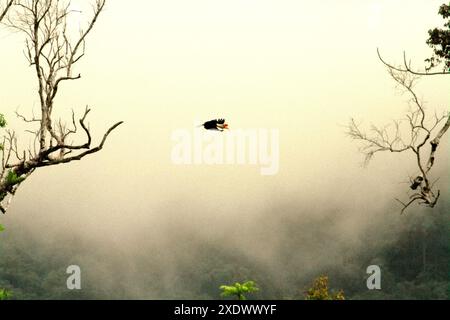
[{"x1": 0, "y1": 0, "x2": 448, "y2": 248}]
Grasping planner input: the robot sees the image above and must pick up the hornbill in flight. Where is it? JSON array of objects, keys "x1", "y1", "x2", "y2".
[{"x1": 200, "y1": 119, "x2": 229, "y2": 131}]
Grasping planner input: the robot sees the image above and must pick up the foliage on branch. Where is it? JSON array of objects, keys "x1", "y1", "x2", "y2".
[
  {"x1": 220, "y1": 281, "x2": 259, "y2": 300},
  {"x1": 305, "y1": 276, "x2": 345, "y2": 300},
  {"x1": 0, "y1": 114, "x2": 6, "y2": 128},
  {"x1": 425, "y1": 3, "x2": 450, "y2": 72},
  {"x1": 349, "y1": 2, "x2": 449, "y2": 213},
  {"x1": 378, "y1": 3, "x2": 450, "y2": 76},
  {"x1": 0, "y1": 288, "x2": 12, "y2": 300}
]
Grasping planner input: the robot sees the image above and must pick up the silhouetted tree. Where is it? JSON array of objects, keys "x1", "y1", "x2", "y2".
[
  {"x1": 0, "y1": 0, "x2": 122, "y2": 213},
  {"x1": 220, "y1": 281, "x2": 259, "y2": 300},
  {"x1": 304, "y1": 276, "x2": 345, "y2": 300},
  {"x1": 425, "y1": 3, "x2": 450, "y2": 72},
  {"x1": 378, "y1": 3, "x2": 449, "y2": 76},
  {"x1": 348, "y1": 3, "x2": 449, "y2": 213}
]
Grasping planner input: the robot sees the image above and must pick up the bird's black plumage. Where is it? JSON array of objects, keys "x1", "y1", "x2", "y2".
[{"x1": 202, "y1": 119, "x2": 227, "y2": 130}]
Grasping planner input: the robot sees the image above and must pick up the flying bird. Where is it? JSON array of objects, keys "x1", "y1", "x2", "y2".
[{"x1": 200, "y1": 119, "x2": 229, "y2": 131}]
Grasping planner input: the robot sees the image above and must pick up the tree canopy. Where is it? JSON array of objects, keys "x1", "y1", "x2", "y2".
[{"x1": 426, "y1": 3, "x2": 450, "y2": 72}]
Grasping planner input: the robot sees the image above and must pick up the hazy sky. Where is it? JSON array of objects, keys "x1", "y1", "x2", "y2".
[{"x1": 0, "y1": 0, "x2": 448, "y2": 298}]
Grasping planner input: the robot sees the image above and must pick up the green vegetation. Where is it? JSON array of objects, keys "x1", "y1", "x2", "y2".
[
  {"x1": 0, "y1": 113, "x2": 6, "y2": 128},
  {"x1": 0, "y1": 201, "x2": 448, "y2": 300},
  {"x1": 0, "y1": 224, "x2": 12, "y2": 300},
  {"x1": 0, "y1": 113, "x2": 5, "y2": 152},
  {"x1": 220, "y1": 281, "x2": 259, "y2": 300},
  {"x1": 0, "y1": 288, "x2": 11, "y2": 300},
  {"x1": 426, "y1": 2, "x2": 450, "y2": 71},
  {"x1": 305, "y1": 276, "x2": 344, "y2": 300},
  {"x1": 0, "y1": 114, "x2": 27, "y2": 199},
  {"x1": 5, "y1": 170, "x2": 26, "y2": 186}
]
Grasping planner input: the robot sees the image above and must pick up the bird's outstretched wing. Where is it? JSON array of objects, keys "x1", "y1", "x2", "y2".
[{"x1": 203, "y1": 119, "x2": 218, "y2": 129}]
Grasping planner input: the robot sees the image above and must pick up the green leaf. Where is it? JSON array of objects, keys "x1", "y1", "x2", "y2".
[
  {"x1": 0, "y1": 114, "x2": 6, "y2": 128},
  {"x1": 0, "y1": 289, "x2": 12, "y2": 300},
  {"x1": 219, "y1": 280, "x2": 259, "y2": 300},
  {"x1": 6, "y1": 170, "x2": 26, "y2": 186}
]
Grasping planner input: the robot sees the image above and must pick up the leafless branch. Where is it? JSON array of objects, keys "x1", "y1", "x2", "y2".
[
  {"x1": 0, "y1": 0, "x2": 122, "y2": 214},
  {"x1": 0, "y1": 0, "x2": 13, "y2": 22},
  {"x1": 347, "y1": 55, "x2": 449, "y2": 214},
  {"x1": 377, "y1": 49, "x2": 450, "y2": 76}
]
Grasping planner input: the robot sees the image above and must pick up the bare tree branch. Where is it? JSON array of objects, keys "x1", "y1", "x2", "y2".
[
  {"x1": 0, "y1": 0, "x2": 13, "y2": 22},
  {"x1": 0, "y1": 0, "x2": 122, "y2": 213},
  {"x1": 347, "y1": 57, "x2": 449, "y2": 214},
  {"x1": 377, "y1": 49, "x2": 450, "y2": 76}
]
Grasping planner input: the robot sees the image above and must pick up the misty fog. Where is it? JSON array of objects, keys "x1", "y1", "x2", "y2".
[{"x1": 0, "y1": 0, "x2": 448, "y2": 299}]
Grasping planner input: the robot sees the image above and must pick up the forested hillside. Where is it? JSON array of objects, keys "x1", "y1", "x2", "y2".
[{"x1": 1, "y1": 200, "x2": 448, "y2": 300}]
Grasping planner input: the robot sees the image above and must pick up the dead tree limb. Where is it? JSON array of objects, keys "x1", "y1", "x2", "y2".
[
  {"x1": 0, "y1": 0, "x2": 122, "y2": 213},
  {"x1": 0, "y1": 0, "x2": 13, "y2": 22},
  {"x1": 377, "y1": 49, "x2": 450, "y2": 76},
  {"x1": 347, "y1": 62, "x2": 449, "y2": 214}
]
